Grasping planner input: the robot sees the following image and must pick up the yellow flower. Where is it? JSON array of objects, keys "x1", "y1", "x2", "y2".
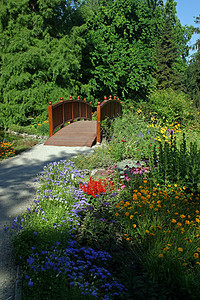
[
  {"x1": 196, "y1": 218, "x2": 200, "y2": 223},
  {"x1": 197, "y1": 248, "x2": 200, "y2": 252},
  {"x1": 130, "y1": 215, "x2": 134, "y2": 220},
  {"x1": 180, "y1": 215, "x2": 185, "y2": 219},
  {"x1": 133, "y1": 224, "x2": 137, "y2": 228},
  {"x1": 145, "y1": 230, "x2": 150, "y2": 234},
  {"x1": 150, "y1": 233, "x2": 155, "y2": 236},
  {"x1": 158, "y1": 254, "x2": 163, "y2": 258},
  {"x1": 115, "y1": 213, "x2": 119, "y2": 217},
  {"x1": 164, "y1": 247, "x2": 169, "y2": 251},
  {"x1": 194, "y1": 253, "x2": 199, "y2": 259},
  {"x1": 177, "y1": 222, "x2": 182, "y2": 227},
  {"x1": 178, "y1": 247, "x2": 183, "y2": 252},
  {"x1": 125, "y1": 212, "x2": 129, "y2": 216},
  {"x1": 172, "y1": 219, "x2": 177, "y2": 223}
]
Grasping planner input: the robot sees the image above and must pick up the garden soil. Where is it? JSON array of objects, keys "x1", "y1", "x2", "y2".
[{"x1": 0, "y1": 144, "x2": 94, "y2": 300}]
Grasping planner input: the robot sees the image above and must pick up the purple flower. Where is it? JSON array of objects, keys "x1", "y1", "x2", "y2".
[
  {"x1": 28, "y1": 280, "x2": 33, "y2": 287},
  {"x1": 4, "y1": 226, "x2": 9, "y2": 232}
]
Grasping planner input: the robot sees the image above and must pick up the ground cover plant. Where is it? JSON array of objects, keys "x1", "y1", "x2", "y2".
[
  {"x1": 4, "y1": 108, "x2": 200, "y2": 299},
  {"x1": 0, "y1": 140, "x2": 15, "y2": 160},
  {"x1": 0, "y1": 131, "x2": 40, "y2": 159}
]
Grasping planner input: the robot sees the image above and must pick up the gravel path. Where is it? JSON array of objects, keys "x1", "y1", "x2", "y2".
[{"x1": 0, "y1": 144, "x2": 93, "y2": 299}]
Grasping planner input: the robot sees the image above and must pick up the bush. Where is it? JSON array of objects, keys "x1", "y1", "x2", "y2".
[{"x1": 148, "y1": 89, "x2": 194, "y2": 125}]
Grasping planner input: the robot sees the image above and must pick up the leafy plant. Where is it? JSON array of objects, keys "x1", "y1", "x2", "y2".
[{"x1": 148, "y1": 89, "x2": 194, "y2": 125}]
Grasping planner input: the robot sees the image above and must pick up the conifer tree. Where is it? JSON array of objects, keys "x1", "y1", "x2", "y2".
[
  {"x1": 0, "y1": 0, "x2": 84, "y2": 128},
  {"x1": 153, "y1": 0, "x2": 192, "y2": 90},
  {"x1": 153, "y1": 0, "x2": 180, "y2": 89}
]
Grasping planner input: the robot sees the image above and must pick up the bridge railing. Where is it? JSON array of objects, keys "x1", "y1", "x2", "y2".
[
  {"x1": 48, "y1": 96, "x2": 92, "y2": 137},
  {"x1": 97, "y1": 95, "x2": 122, "y2": 143}
]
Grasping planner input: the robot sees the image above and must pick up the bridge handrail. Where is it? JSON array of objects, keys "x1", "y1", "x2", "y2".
[
  {"x1": 96, "y1": 95, "x2": 122, "y2": 143},
  {"x1": 48, "y1": 96, "x2": 92, "y2": 137}
]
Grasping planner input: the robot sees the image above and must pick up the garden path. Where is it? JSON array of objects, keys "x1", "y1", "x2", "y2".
[{"x1": 0, "y1": 144, "x2": 94, "y2": 300}]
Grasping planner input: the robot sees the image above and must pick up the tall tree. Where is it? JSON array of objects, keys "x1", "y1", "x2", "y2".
[
  {"x1": 80, "y1": 0, "x2": 164, "y2": 102},
  {"x1": 0, "y1": 0, "x2": 85, "y2": 128},
  {"x1": 184, "y1": 15, "x2": 200, "y2": 108},
  {"x1": 153, "y1": 0, "x2": 192, "y2": 89}
]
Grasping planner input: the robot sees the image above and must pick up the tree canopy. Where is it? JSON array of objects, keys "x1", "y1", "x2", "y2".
[{"x1": 0, "y1": 0, "x2": 196, "y2": 127}]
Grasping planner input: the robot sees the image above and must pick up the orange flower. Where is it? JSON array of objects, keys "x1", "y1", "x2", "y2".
[{"x1": 178, "y1": 247, "x2": 183, "y2": 252}]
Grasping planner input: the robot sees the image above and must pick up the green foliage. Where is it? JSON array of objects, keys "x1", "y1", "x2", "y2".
[
  {"x1": 185, "y1": 50, "x2": 200, "y2": 108},
  {"x1": 148, "y1": 88, "x2": 194, "y2": 125},
  {"x1": 81, "y1": 0, "x2": 162, "y2": 101},
  {"x1": 149, "y1": 133, "x2": 200, "y2": 193},
  {"x1": 153, "y1": 0, "x2": 192, "y2": 90},
  {"x1": 0, "y1": 0, "x2": 195, "y2": 128},
  {"x1": 73, "y1": 146, "x2": 115, "y2": 170},
  {"x1": 0, "y1": 0, "x2": 85, "y2": 129}
]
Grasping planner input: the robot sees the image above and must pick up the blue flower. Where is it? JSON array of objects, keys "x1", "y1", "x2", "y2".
[{"x1": 28, "y1": 280, "x2": 33, "y2": 287}]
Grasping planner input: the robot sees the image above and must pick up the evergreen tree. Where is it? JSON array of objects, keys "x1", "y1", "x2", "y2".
[
  {"x1": 0, "y1": 0, "x2": 85, "y2": 128},
  {"x1": 153, "y1": 0, "x2": 192, "y2": 90},
  {"x1": 153, "y1": 18, "x2": 179, "y2": 89},
  {"x1": 185, "y1": 15, "x2": 200, "y2": 108}
]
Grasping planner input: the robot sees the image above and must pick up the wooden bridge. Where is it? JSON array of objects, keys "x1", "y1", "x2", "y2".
[{"x1": 44, "y1": 95, "x2": 122, "y2": 147}]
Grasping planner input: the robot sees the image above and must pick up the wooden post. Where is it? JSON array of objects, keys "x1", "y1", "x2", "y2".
[
  {"x1": 60, "y1": 97, "x2": 64, "y2": 127},
  {"x1": 78, "y1": 96, "x2": 81, "y2": 119},
  {"x1": 70, "y1": 95, "x2": 73, "y2": 121},
  {"x1": 96, "y1": 101, "x2": 101, "y2": 144},
  {"x1": 48, "y1": 102, "x2": 53, "y2": 137},
  {"x1": 84, "y1": 98, "x2": 87, "y2": 119}
]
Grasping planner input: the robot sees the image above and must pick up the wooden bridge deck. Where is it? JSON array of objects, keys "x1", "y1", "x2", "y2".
[{"x1": 44, "y1": 120, "x2": 97, "y2": 147}]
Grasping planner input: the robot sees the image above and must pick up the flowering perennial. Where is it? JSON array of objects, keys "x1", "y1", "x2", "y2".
[
  {"x1": 80, "y1": 177, "x2": 114, "y2": 198},
  {"x1": 0, "y1": 140, "x2": 15, "y2": 159}
]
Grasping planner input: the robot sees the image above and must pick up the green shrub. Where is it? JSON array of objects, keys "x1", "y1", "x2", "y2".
[{"x1": 148, "y1": 89, "x2": 194, "y2": 125}]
